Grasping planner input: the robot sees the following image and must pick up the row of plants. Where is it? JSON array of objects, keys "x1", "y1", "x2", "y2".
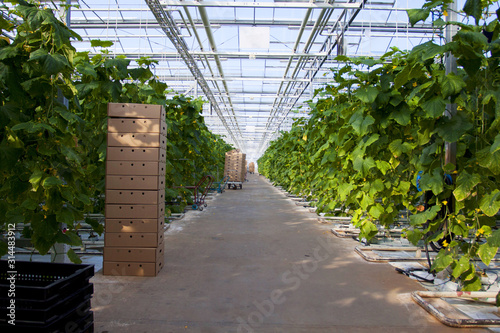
[
  {"x1": 259, "y1": 0, "x2": 500, "y2": 292},
  {"x1": 0, "y1": 1, "x2": 232, "y2": 262}
]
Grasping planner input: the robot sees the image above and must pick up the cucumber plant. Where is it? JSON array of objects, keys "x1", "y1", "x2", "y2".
[{"x1": 260, "y1": 0, "x2": 500, "y2": 292}]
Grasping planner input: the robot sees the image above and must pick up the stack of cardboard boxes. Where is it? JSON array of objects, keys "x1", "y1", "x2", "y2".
[
  {"x1": 224, "y1": 149, "x2": 246, "y2": 182},
  {"x1": 248, "y1": 162, "x2": 255, "y2": 174},
  {"x1": 103, "y1": 103, "x2": 166, "y2": 277}
]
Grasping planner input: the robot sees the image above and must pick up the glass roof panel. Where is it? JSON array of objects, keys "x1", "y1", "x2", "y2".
[{"x1": 4, "y1": 0, "x2": 480, "y2": 162}]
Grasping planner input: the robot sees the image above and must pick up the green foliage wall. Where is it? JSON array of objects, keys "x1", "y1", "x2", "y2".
[
  {"x1": 0, "y1": 1, "x2": 231, "y2": 262},
  {"x1": 260, "y1": 0, "x2": 500, "y2": 291}
]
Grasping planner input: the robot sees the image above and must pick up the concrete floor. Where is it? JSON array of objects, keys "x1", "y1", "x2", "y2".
[{"x1": 91, "y1": 174, "x2": 485, "y2": 333}]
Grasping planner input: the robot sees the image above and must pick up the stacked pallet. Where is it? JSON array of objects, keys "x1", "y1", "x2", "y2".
[
  {"x1": 224, "y1": 149, "x2": 246, "y2": 182},
  {"x1": 248, "y1": 162, "x2": 255, "y2": 174},
  {"x1": 103, "y1": 103, "x2": 166, "y2": 277}
]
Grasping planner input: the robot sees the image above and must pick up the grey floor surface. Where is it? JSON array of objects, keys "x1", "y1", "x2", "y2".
[{"x1": 91, "y1": 174, "x2": 485, "y2": 333}]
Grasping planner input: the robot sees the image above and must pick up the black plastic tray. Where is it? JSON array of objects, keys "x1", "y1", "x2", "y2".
[
  {"x1": 0, "y1": 283, "x2": 93, "y2": 323},
  {"x1": 0, "y1": 261, "x2": 94, "y2": 300},
  {"x1": 0, "y1": 301, "x2": 93, "y2": 332}
]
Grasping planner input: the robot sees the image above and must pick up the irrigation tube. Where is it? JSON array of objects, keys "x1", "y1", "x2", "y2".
[{"x1": 411, "y1": 291, "x2": 500, "y2": 327}]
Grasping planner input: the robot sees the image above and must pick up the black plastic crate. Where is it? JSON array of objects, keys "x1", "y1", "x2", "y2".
[
  {"x1": 0, "y1": 283, "x2": 93, "y2": 323},
  {"x1": 0, "y1": 261, "x2": 94, "y2": 301},
  {"x1": 0, "y1": 303, "x2": 93, "y2": 333}
]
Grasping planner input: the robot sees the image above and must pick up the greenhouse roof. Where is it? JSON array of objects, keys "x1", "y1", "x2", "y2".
[{"x1": 29, "y1": 0, "x2": 457, "y2": 161}]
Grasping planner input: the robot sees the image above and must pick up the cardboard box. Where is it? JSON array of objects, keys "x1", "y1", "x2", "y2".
[
  {"x1": 105, "y1": 231, "x2": 163, "y2": 247},
  {"x1": 103, "y1": 257, "x2": 163, "y2": 277},
  {"x1": 107, "y1": 118, "x2": 166, "y2": 134},
  {"x1": 105, "y1": 217, "x2": 164, "y2": 233},
  {"x1": 106, "y1": 175, "x2": 165, "y2": 190},
  {"x1": 105, "y1": 204, "x2": 164, "y2": 219},
  {"x1": 107, "y1": 147, "x2": 166, "y2": 161},
  {"x1": 106, "y1": 161, "x2": 166, "y2": 176},
  {"x1": 107, "y1": 133, "x2": 167, "y2": 148},
  {"x1": 108, "y1": 103, "x2": 165, "y2": 119},
  {"x1": 106, "y1": 190, "x2": 165, "y2": 205},
  {"x1": 103, "y1": 241, "x2": 164, "y2": 262}
]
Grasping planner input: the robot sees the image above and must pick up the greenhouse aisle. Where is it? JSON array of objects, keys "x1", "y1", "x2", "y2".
[{"x1": 91, "y1": 174, "x2": 484, "y2": 333}]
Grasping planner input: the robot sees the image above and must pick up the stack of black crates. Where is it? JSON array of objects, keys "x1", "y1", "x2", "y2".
[{"x1": 0, "y1": 260, "x2": 94, "y2": 332}]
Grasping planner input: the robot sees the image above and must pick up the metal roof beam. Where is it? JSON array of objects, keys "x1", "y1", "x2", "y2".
[{"x1": 159, "y1": 1, "x2": 364, "y2": 9}]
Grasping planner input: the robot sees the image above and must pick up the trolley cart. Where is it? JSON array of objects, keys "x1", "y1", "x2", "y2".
[
  {"x1": 212, "y1": 175, "x2": 230, "y2": 193},
  {"x1": 174, "y1": 175, "x2": 214, "y2": 211},
  {"x1": 227, "y1": 181, "x2": 243, "y2": 190}
]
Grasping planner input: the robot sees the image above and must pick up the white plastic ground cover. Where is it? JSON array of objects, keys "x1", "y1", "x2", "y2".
[{"x1": 390, "y1": 262, "x2": 500, "y2": 328}]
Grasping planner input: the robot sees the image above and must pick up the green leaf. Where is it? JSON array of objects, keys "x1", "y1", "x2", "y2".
[
  {"x1": 463, "y1": 0, "x2": 482, "y2": 25},
  {"x1": 56, "y1": 230, "x2": 82, "y2": 246},
  {"x1": 388, "y1": 139, "x2": 412, "y2": 157},
  {"x1": 349, "y1": 111, "x2": 375, "y2": 135},
  {"x1": 477, "y1": 147, "x2": 500, "y2": 174},
  {"x1": 478, "y1": 242, "x2": 498, "y2": 266},
  {"x1": 410, "y1": 205, "x2": 441, "y2": 226},
  {"x1": 6, "y1": 208, "x2": 25, "y2": 224},
  {"x1": 421, "y1": 96, "x2": 447, "y2": 118},
  {"x1": 76, "y1": 193, "x2": 91, "y2": 205},
  {"x1": 375, "y1": 160, "x2": 391, "y2": 175},
  {"x1": 395, "y1": 64, "x2": 411, "y2": 88},
  {"x1": 453, "y1": 170, "x2": 481, "y2": 201},
  {"x1": 353, "y1": 156, "x2": 376, "y2": 176},
  {"x1": 406, "y1": 229, "x2": 423, "y2": 245},
  {"x1": 431, "y1": 249, "x2": 454, "y2": 272},
  {"x1": 407, "y1": 8, "x2": 431, "y2": 27},
  {"x1": 435, "y1": 113, "x2": 473, "y2": 143},
  {"x1": 419, "y1": 168, "x2": 444, "y2": 195},
  {"x1": 43, "y1": 53, "x2": 70, "y2": 75},
  {"x1": 491, "y1": 134, "x2": 500, "y2": 153},
  {"x1": 29, "y1": 169, "x2": 44, "y2": 191},
  {"x1": 462, "y1": 275, "x2": 482, "y2": 291},
  {"x1": 480, "y1": 190, "x2": 500, "y2": 217},
  {"x1": 42, "y1": 176, "x2": 63, "y2": 188},
  {"x1": 369, "y1": 204, "x2": 384, "y2": 219},
  {"x1": 0, "y1": 46, "x2": 19, "y2": 60},
  {"x1": 488, "y1": 230, "x2": 500, "y2": 248},
  {"x1": 60, "y1": 145, "x2": 82, "y2": 164},
  {"x1": 21, "y1": 198, "x2": 38, "y2": 210},
  {"x1": 56, "y1": 206, "x2": 76, "y2": 224},
  {"x1": 389, "y1": 104, "x2": 411, "y2": 125},
  {"x1": 369, "y1": 179, "x2": 385, "y2": 197},
  {"x1": 441, "y1": 73, "x2": 467, "y2": 99},
  {"x1": 67, "y1": 248, "x2": 82, "y2": 264},
  {"x1": 11, "y1": 121, "x2": 55, "y2": 134},
  {"x1": 90, "y1": 39, "x2": 114, "y2": 48},
  {"x1": 355, "y1": 86, "x2": 379, "y2": 104},
  {"x1": 360, "y1": 220, "x2": 379, "y2": 240},
  {"x1": 452, "y1": 255, "x2": 470, "y2": 279}
]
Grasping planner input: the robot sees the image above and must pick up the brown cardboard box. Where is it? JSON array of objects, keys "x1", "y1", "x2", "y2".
[
  {"x1": 103, "y1": 257, "x2": 163, "y2": 277},
  {"x1": 106, "y1": 161, "x2": 166, "y2": 176},
  {"x1": 105, "y1": 217, "x2": 164, "y2": 233},
  {"x1": 105, "y1": 190, "x2": 165, "y2": 205},
  {"x1": 108, "y1": 103, "x2": 165, "y2": 119},
  {"x1": 105, "y1": 231, "x2": 163, "y2": 247},
  {"x1": 107, "y1": 118, "x2": 166, "y2": 134},
  {"x1": 107, "y1": 147, "x2": 166, "y2": 161},
  {"x1": 105, "y1": 204, "x2": 164, "y2": 219},
  {"x1": 103, "y1": 241, "x2": 164, "y2": 262},
  {"x1": 106, "y1": 175, "x2": 165, "y2": 190},
  {"x1": 107, "y1": 133, "x2": 167, "y2": 148}
]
